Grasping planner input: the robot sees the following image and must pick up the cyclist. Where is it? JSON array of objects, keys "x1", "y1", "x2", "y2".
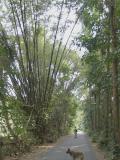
[{"x1": 74, "y1": 127, "x2": 77, "y2": 138}]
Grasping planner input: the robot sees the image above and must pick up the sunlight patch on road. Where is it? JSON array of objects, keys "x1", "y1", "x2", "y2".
[{"x1": 39, "y1": 145, "x2": 54, "y2": 148}]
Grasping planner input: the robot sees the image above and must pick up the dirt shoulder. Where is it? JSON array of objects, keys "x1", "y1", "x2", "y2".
[
  {"x1": 92, "y1": 142, "x2": 107, "y2": 160},
  {"x1": 4, "y1": 135, "x2": 68, "y2": 160},
  {"x1": 4, "y1": 143, "x2": 55, "y2": 160}
]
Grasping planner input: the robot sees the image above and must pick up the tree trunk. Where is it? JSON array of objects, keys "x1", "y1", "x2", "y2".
[{"x1": 110, "y1": 0, "x2": 119, "y2": 143}]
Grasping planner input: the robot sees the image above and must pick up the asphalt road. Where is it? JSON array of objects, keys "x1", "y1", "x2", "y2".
[{"x1": 40, "y1": 131, "x2": 97, "y2": 160}]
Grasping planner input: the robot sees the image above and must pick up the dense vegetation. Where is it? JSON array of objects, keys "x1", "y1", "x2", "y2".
[{"x1": 73, "y1": 0, "x2": 120, "y2": 159}]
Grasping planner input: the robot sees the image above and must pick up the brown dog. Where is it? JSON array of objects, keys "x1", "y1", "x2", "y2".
[{"x1": 66, "y1": 148, "x2": 84, "y2": 160}]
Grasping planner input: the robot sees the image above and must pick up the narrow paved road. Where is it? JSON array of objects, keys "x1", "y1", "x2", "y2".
[{"x1": 40, "y1": 131, "x2": 97, "y2": 160}]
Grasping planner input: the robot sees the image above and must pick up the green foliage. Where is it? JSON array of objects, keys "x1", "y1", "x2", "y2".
[
  {"x1": 72, "y1": 0, "x2": 120, "y2": 159},
  {"x1": 111, "y1": 145, "x2": 120, "y2": 160}
]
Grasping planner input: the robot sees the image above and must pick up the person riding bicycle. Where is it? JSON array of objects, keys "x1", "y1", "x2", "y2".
[{"x1": 74, "y1": 127, "x2": 77, "y2": 138}]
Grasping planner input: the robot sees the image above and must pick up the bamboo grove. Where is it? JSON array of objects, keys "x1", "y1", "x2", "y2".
[{"x1": 0, "y1": 0, "x2": 82, "y2": 155}]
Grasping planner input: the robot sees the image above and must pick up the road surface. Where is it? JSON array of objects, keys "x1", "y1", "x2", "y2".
[{"x1": 40, "y1": 131, "x2": 97, "y2": 160}]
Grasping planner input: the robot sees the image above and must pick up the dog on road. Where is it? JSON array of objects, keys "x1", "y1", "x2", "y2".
[{"x1": 66, "y1": 148, "x2": 84, "y2": 160}]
